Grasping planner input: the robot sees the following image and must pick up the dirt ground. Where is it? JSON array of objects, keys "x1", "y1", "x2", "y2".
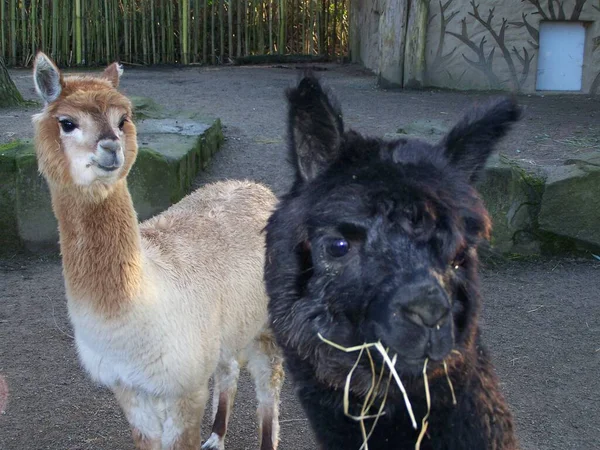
[{"x1": 1, "y1": 64, "x2": 599, "y2": 449}]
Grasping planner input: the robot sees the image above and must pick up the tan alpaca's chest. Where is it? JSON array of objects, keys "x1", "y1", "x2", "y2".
[{"x1": 67, "y1": 291, "x2": 222, "y2": 396}]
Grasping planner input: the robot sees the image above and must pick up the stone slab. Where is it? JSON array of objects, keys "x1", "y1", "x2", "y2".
[{"x1": 0, "y1": 97, "x2": 224, "y2": 254}]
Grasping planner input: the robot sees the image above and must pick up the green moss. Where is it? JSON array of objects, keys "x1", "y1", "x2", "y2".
[{"x1": 130, "y1": 96, "x2": 164, "y2": 121}]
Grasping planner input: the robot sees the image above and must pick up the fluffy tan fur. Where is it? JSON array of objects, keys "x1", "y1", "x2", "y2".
[{"x1": 32, "y1": 53, "x2": 283, "y2": 450}]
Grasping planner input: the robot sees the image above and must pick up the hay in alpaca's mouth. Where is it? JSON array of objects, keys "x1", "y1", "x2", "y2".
[{"x1": 318, "y1": 333, "x2": 457, "y2": 450}]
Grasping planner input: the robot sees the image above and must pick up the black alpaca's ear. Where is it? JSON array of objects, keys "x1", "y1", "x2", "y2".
[
  {"x1": 287, "y1": 75, "x2": 344, "y2": 182},
  {"x1": 440, "y1": 98, "x2": 521, "y2": 183}
]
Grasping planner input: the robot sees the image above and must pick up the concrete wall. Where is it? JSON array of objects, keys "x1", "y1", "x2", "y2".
[{"x1": 350, "y1": 0, "x2": 600, "y2": 94}]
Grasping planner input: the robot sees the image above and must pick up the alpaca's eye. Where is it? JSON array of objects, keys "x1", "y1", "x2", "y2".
[
  {"x1": 118, "y1": 117, "x2": 127, "y2": 130},
  {"x1": 59, "y1": 119, "x2": 77, "y2": 133},
  {"x1": 451, "y1": 251, "x2": 466, "y2": 269},
  {"x1": 327, "y1": 238, "x2": 349, "y2": 258}
]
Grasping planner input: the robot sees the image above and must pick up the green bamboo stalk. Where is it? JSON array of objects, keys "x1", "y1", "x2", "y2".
[
  {"x1": 160, "y1": 0, "x2": 166, "y2": 63},
  {"x1": 151, "y1": 0, "x2": 157, "y2": 63},
  {"x1": 309, "y1": 0, "x2": 314, "y2": 54},
  {"x1": 96, "y1": 0, "x2": 101, "y2": 62},
  {"x1": 253, "y1": 1, "x2": 257, "y2": 55},
  {"x1": 20, "y1": 0, "x2": 26, "y2": 64},
  {"x1": 258, "y1": 0, "x2": 264, "y2": 54},
  {"x1": 245, "y1": 0, "x2": 249, "y2": 56},
  {"x1": 278, "y1": 0, "x2": 285, "y2": 54},
  {"x1": 203, "y1": 0, "x2": 208, "y2": 63},
  {"x1": 219, "y1": 0, "x2": 224, "y2": 61},
  {"x1": 74, "y1": 0, "x2": 82, "y2": 64},
  {"x1": 50, "y1": 0, "x2": 57, "y2": 61},
  {"x1": 133, "y1": 0, "x2": 138, "y2": 63},
  {"x1": 181, "y1": 0, "x2": 189, "y2": 64},
  {"x1": 63, "y1": 0, "x2": 69, "y2": 64},
  {"x1": 228, "y1": 0, "x2": 233, "y2": 59},
  {"x1": 141, "y1": 0, "x2": 148, "y2": 63},
  {"x1": 31, "y1": 0, "x2": 38, "y2": 59},
  {"x1": 211, "y1": 0, "x2": 216, "y2": 63},
  {"x1": 333, "y1": 0, "x2": 338, "y2": 56},
  {"x1": 237, "y1": 0, "x2": 242, "y2": 57},
  {"x1": 0, "y1": 0, "x2": 5, "y2": 59},
  {"x1": 167, "y1": 0, "x2": 174, "y2": 63},
  {"x1": 193, "y1": 0, "x2": 200, "y2": 62},
  {"x1": 268, "y1": 0, "x2": 273, "y2": 54},
  {"x1": 102, "y1": 0, "x2": 109, "y2": 62},
  {"x1": 123, "y1": 0, "x2": 129, "y2": 61},
  {"x1": 113, "y1": 0, "x2": 119, "y2": 60}
]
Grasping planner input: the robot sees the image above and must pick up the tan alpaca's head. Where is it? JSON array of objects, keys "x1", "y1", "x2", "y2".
[{"x1": 32, "y1": 52, "x2": 137, "y2": 192}]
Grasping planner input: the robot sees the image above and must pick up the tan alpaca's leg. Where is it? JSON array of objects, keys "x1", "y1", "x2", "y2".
[
  {"x1": 166, "y1": 386, "x2": 209, "y2": 450},
  {"x1": 202, "y1": 358, "x2": 240, "y2": 450},
  {"x1": 112, "y1": 385, "x2": 162, "y2": 450},
  {"x1": 246, "y1": 333, "x2": 284, "y2": 450}
]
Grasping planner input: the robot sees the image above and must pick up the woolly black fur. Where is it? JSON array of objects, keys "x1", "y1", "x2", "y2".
[{"x1": 264, "y1": 75, "x2": 521, "y2": 450}]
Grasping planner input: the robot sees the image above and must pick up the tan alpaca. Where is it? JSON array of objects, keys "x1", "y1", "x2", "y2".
[{"x1": 31, "y1": 52, "x2": 283, "y2": 450}]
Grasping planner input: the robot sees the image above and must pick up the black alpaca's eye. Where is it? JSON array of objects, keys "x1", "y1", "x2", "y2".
[
  {"x1": 327, "y1": 238, "x2": 349, "y2": 258},
  {"x1": 59, "y1": 119, "x2": 77, "y2": 133},
  {"x1": 118, "y1": 117, "x2": 127, "y2": 131},
  {"x1": 451, "y1": 251, "x2": 466, "y2": 269}
]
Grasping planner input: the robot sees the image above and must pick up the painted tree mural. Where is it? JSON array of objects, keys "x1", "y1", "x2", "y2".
[{"x1": 427, "y1": 0, "x2": 600, "y2": 93}]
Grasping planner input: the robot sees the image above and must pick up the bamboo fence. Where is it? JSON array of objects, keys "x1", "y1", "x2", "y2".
[{"x1": 0, "y1": 0, "x2": 350, "y2": 67}]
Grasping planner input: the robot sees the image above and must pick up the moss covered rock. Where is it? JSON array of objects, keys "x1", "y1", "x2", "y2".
[
  {"x1": 538, "y1": 153, "x2": 600, "y2": 249},
  {"x1": 0, "y1": 105, "x2": 223, "y2": 254},
  {"x1": 477, "y1": 154, "x2": 546, "y2": 255},
  {"x1": 0, "y1": 141, "x2": 21, "y2": 251}
]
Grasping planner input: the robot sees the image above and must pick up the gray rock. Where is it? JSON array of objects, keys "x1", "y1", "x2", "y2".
[
  {"x1": 477, "y1": 154, "x2": 545, "y2": 255},
  {"x1": 538, "y1": 152, "x2": 600, "y2": 248},
  {"x1": 0, "y1": 97, "x2": 224, "y2": 254}
]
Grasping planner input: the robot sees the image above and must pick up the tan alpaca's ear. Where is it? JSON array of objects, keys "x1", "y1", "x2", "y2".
[
  {"x1": 33, "y1": 52, "x2": 63, "y2": 104},
  {"x1": 102, "y1": 62, "x2": 124, "y2": 88}
]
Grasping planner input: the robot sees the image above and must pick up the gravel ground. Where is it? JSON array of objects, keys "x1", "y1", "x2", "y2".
[{"x1": 1, "y1": 63, "x2": 599, "y2": 450}]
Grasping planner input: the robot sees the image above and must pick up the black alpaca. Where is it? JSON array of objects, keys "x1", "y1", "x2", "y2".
[{"x1": 264, "y1": 76, "x2": 521, "y2": 450}]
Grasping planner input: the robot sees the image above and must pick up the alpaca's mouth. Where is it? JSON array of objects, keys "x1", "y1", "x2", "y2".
[
  {"x1": 95, "y1": 163, "x2": 119, "y2": 172},
  {"x1": 91, "y1": 159, "x2": 121, "y2": 173}
]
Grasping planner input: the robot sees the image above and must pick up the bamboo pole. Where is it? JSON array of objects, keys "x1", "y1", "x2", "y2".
[
  {"x1": 50, "y1": 0, "x2": 58, "y2": 59},
  {"x1": 237, "y1": 0, "x2": 242, "y2": 57},
  {"x1": 278, "y1": 0, "x2": 285, "y2": 54},
  {"x1": 194, "y1": 0, "x2": 200, "y2": 62},
  {"x1": 333, "y1": 0, "x2": 338, "y2": 56},
  {"x1": 203, "y1": 0, "x2": 208, "y2": 63},
  {"x1": 245, "y1": 0, "x2": 249, "y2": 56},
  {"x1": 151, "y1": 1, "x2": 157, "y2": 63},
  {"x1": 75, "y1": 0, "x2": 82, "y2": 64},
  {"x1": 211, "y1": 0, "x2": 215, "y2": 63},
  {"x1": 257, "y1": 0, "x2": 264, "y2": 54},
  {"x1": 219, "y1": 0, "x2": 224, "y2": 62},
  {"x1": 161, "y1": 0, "x2": 166, "y2": 63},
  {"x1": 63, "y1": 0, "x2": 69, "y2": 64},
  {"x1": 181, "y1": 0, "x2": 189, "y2": 64},
  {"x1": 20, "y1": 0, "x2": 26, "y2": 64},
  {"x1": 228, "y1": 0, "x2": 233, "y2": 59},
  {"x1": 268, "y1": 0, "x2": 273, "y2": 54},
  {"x1": 142, "y1": 0, "x2": 148, "y2": 64},
  {"x1": 132, "y1": 0, "x2": 138, "y2": 63},
  {"x1": 113, "y1": 0, "x2": 119, "y2": 60},
  {"x1": 31, "y1": 0, "x2": 38, "y2": 60},
  {"x1": 0, "y1": 0, "x2": 5, "y2": 60},
  {"x1": 309, "y1": 0, "x2": 314, "y2": 54}
]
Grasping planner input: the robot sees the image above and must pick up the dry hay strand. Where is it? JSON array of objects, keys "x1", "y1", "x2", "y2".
[{"x1": 318, "y1": 333, "x2": 459, "y2": 450}]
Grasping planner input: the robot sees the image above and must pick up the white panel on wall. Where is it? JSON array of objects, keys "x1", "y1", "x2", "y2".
[{"x1": 536, "y1": 22, "x2": 586, "y2": 91}]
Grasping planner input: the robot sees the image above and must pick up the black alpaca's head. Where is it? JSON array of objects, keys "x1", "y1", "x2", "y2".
[{"x1": 265, "y1": 76, "x2": 521, "y2": 391}]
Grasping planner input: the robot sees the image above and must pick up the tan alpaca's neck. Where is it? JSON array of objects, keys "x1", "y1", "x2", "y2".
[{"x1": 52, "y1": 181, "x2": 143, "y2": 316}]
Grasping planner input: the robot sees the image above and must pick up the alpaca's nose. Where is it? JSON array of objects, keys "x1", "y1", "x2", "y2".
[
  {"x1": 402, "y1": 282, "x2": 450, "y2": 328},
  {"x1": 99, "y1": 139, "x2": 120, "y2": 154}
]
